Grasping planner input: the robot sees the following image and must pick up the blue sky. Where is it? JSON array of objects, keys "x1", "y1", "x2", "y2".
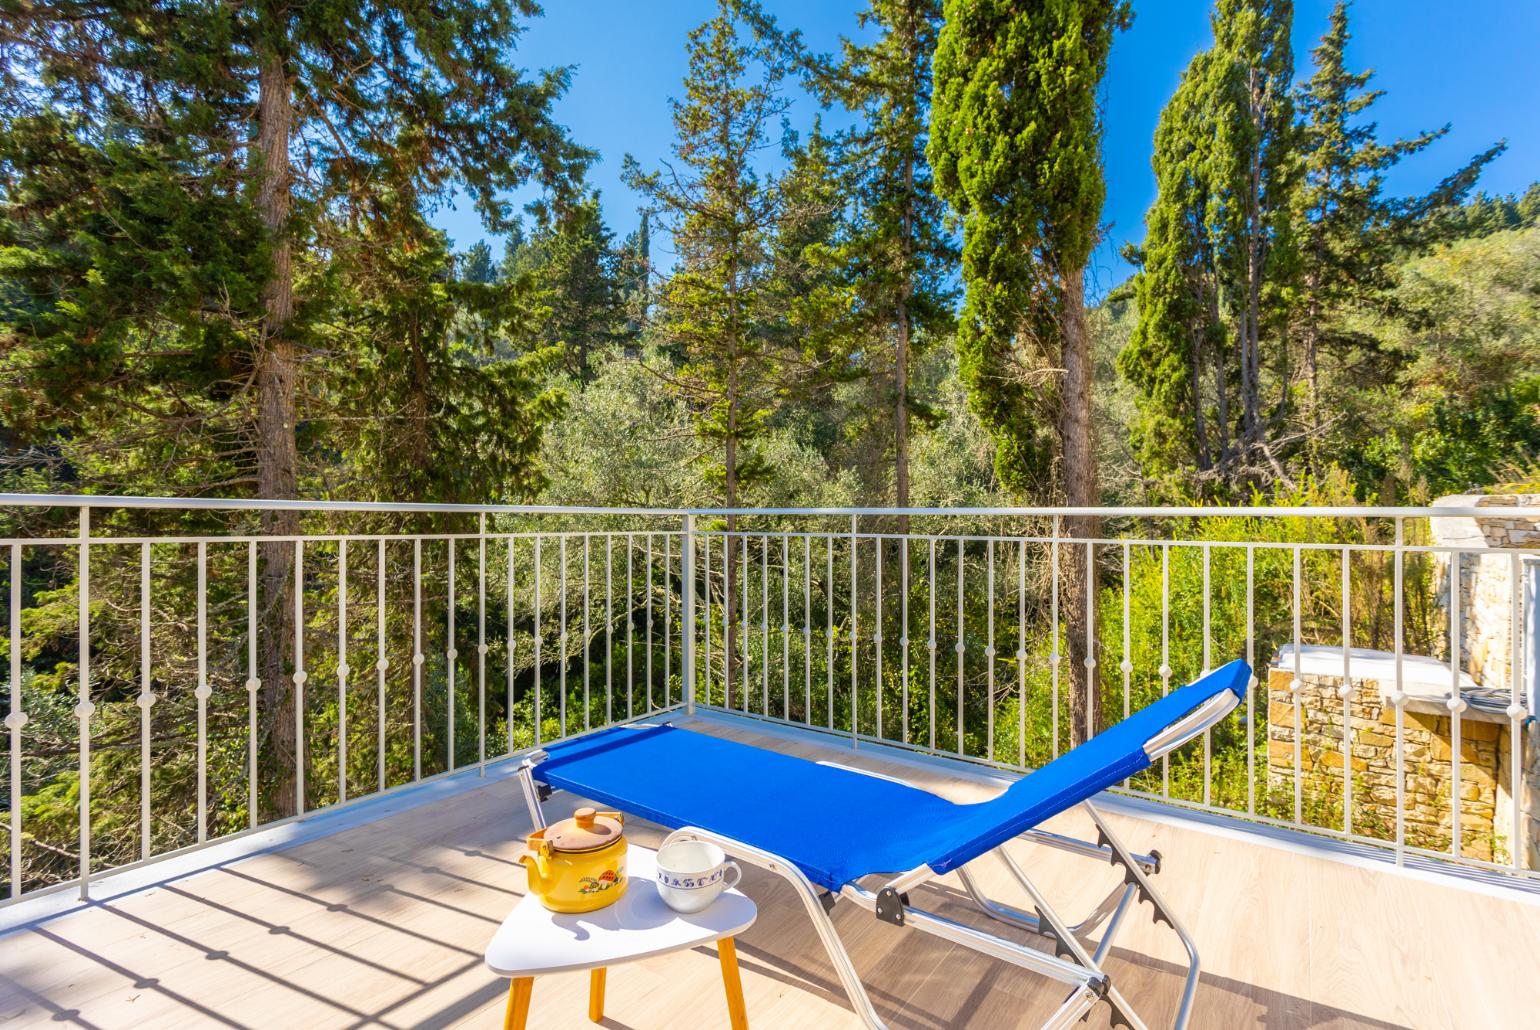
[{"x1": 432, "y1": 1, "x2": 1539, "y2": 296}]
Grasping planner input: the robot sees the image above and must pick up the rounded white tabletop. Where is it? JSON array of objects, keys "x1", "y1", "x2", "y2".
[{"x1": 484, "y1": 846, "x2": 757, "y2": 977}]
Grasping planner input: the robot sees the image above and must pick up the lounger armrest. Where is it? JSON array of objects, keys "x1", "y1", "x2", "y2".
[{"x1": 1142, "y1": 689, "x2": 1241, "y2": 761}]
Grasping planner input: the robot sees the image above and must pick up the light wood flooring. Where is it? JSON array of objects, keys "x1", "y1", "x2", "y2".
[{"x1": 3, "y1": 715, "x2": 1539, "y2": 1029}]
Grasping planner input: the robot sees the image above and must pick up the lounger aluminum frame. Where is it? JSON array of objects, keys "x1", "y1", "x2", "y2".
[{"x1": 514, "y1": 660, "x2": 1248, "y2": 1030}]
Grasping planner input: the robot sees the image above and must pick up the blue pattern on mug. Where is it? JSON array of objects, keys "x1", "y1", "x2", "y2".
[{"x1": 660, "y1": 867, "x2": 723, "y2": 890}]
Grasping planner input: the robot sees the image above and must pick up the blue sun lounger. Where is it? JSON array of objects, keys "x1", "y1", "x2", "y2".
[{"x1": 515, "y1": 659, "x2": 1250, "y2": 1030}]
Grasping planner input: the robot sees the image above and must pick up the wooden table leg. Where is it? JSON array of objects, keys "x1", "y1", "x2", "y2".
[
  {"x1": 503, "y1": 977, "x2": 533, "y2": 1030},
  {"x1": 718, "y1": 937, "x2": 748, "y2": 1030},
  {"x1": 589, "y1": 967, "x2": 606, "y2": 1023}
]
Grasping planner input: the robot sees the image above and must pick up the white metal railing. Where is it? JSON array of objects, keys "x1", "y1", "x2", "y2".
[{"x1": 1, "y1": 495, "x2": 1536, "y2": 906}]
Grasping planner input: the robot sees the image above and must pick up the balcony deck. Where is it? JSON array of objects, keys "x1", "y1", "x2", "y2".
[{"x1": 2, "y1": 714, "x2": 1538, "y2": 1029}]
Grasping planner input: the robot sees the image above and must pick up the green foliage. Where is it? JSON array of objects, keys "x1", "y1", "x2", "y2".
[{"x1": 1334, "y1": 225, "x2": 1540, "y2": 496}]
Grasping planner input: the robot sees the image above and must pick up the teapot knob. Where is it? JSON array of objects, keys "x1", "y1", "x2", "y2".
[{"x1": 574, "y1": 807, "x2": 597, "y2": 828}]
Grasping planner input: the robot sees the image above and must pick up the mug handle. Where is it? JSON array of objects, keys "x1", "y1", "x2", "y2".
[{"x1": 721, "y1": 860, "x2": 742, "y2": 892}]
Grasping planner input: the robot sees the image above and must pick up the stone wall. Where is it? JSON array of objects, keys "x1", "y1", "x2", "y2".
[{"x1": 1265, "y1": 667, "x2": 1512, "y2": 862}]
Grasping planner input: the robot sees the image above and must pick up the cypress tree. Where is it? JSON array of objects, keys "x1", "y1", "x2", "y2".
[{"x1": 929, "y1": 0, "x2": 1130, "y2": 743}]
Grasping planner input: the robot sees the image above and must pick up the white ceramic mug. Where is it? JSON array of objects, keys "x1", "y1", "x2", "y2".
[{"x1": 655, "y1": 840, "x2": 741, "y2": 914}]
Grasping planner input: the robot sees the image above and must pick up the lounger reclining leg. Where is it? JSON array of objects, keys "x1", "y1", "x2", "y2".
[{"x1": 661, "y1": 826, "x2": 1107, "y2": 1030}]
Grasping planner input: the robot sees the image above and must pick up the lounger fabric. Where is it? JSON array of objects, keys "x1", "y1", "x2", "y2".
[{"x1": 533, "y1": 659, "x2": 1249, "y2": 892}]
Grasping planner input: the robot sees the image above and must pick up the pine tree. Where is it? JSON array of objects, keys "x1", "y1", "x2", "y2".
[
  {"x1": 461, "y1": 242, "x2": 497, "y2": 285},
  {"x1": 810, "y1": 0, "x2": 958, "y2": 513},
  {"x1": 929, "y1": 0, "x2": 1130, "y2": 743},
  {"x1": 0, "y1": 0, "x2": 587, "y2": 817},
  {"x1": 1293, "y1": 1, "x2": 1501, "y2": 448},
  {"x1": 517, "y1": 196, "x2": 628, "y2": 382},
  {"x1": 623, "y1": 0, "x2": 795, "y2": 694}
]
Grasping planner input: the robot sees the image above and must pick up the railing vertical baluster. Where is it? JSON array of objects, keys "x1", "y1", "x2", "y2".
[
  {"x1": 703, "y1": 527, "x2": 711, "y2": 707},
  {"x1": 762, "y1": 534, "x2": 770, "y2": 718},
  {"x1": 1050, "y1": 516, "x2": 1060, "y2": 758},
  {"x1": 682, "y1": 516, "x2": 695, "y2": 716},
  {"x1": 849, "y1": 517, "x2": 859, "y2": 741},
  {"x1": 1202, "y1": 542, "x2": 1211, "y2": 807},
  {"x1": 1085, "y1": 540, "x2": 1096, "y2": 745},
  {"x1": 139, "y1": 543, "x2": 153, "y2": 859},
  {"x1": 8, "y1": 544, "x2": 23, "y2": 894},
  {"x1": 534, "y1": 535, "x2": 544, "y2": 740},
  {"x1": 1291, "y1": 546, "x2": 1303, "y2": 825},
  {"x1": 377, "y1": 538, "x2": 387, "y2": 791},
  {"x1": 477, "y1": 517, "x2": 487, "y2": 773},
  {"x1": 1508, "y1": 550, "x2": 1523, "y2": 870},
  {"x1": 804, "y1": 535, "x2": 812, "y2": 724},
  {"x1": 1394, "y1": 518, "x2": 1405, "y2": 863},
  {"x1": 874, "y1": 537, "x2": 883, "y2": 740},
  {"x1": 903, "y1": 535, "x2": 912, "y2": 746},
  {"x1": 928, "y1": 537, "x2": 937, "y2": 751},
  {"x1": 1245, "y1": 545, "x2": 1254, "y2": 815},
  {"x1": 643, "y1": 534, "x2": 651, "y2": 715},
  {"x1": 584, "y1": 534, "x2": 593, "y2": 728},
  {"x1": 1449, "y1": 548, "x2": 1464, "y2": 858},
  {"x1": 294, "y1": 538, "x2": 306, "y2": 816},
  {"x1": 725, "y1": 535, "x2": 734, "y2": 710},
  {"x1": 197, "y1": 541, "x2": 209, "y2": 839},
  {"x1": 1017, "y1": 537, "x2": 1026, "y2": 768},
  {"x1": 627, "y1": 533, "x2": 635, "y2": 719},
  {"x1": 247, "y1": 541, "x2": 258, "y2": 827},
  {"x1": 506, "y1": 538, "x2": 516, "y2": 753},
  {"x1": 337, "y1": 538, "x2": 348, "y2": 804},
  {"x1": 413, "y1": 538, "x2": 422, "y2": 780},
  {"x1": 559, "y1": 535, "x2": 568, "y2": 734},
  {"x1": 782, "y1": 535, "x2": 790, "y2": 722},
  {"x1": 727, "y1": 535, "x2": 734, "y2": 711},
  {"x1": 1161, "y1": 544, "x2": 1171, "y2": 797},
  {"x1": 76, "y1": 506, "x2": 92, "y2": 898},
  {"x1": 606, "y1": 536, "x2": 614, "y2": 725},
  {"x1": 1120, "y1": 541, "x2": 1130, "y2": 786},
  {"x1": 1122, "y1": 542, "x2": 1131, "y2": 721},
  {"x1": 740, "y1": 533, "x2": 748, "y2": 714},
  {"x1": 1341, "y1": 548, "x2": 1353, "y2": 834},
  {"x1": 827, "y1": 535, "x2": 835, "y2": 729},
  {"x1": 664, "y1": 533, "x2": 672, "y2": 710},
  {"x1": 985, "y1": 539, "x2": 994, "y2": 760},
  {"x1": 447, "y1": 539, "x2": 456, "y2": 770},
  {"x1": 955, "y1": 537, "x2": 965, "y2": 757}
]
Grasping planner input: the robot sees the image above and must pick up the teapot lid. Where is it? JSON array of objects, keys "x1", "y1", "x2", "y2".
[{"x1": 544, "y1": 807, "x2": 624, "y2": 853}]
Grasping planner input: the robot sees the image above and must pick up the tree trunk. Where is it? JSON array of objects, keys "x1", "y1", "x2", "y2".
[
  {"x1": 255, "y1": 48, "x2": 300, "y2": 820},
  {"x1": 1058, "y1": 271, "x2": 1100, "y2": 746},
  {"x1": 1190, "y1": 323, "x2": 1211, "y2": 471}
]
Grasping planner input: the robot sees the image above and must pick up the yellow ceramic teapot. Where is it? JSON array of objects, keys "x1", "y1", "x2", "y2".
[{"x1": 519, "y1": 807, "x2": 628, "y2": 913}]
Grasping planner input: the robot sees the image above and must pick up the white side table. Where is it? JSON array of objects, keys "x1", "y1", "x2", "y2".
[{"x1": 485, "y1": 845, "x2": 757, "y2": 1029}]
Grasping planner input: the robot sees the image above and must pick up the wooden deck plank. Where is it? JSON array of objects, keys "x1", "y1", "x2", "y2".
[{"x1": 3, "y1": 716, "x2": 1538, "y2": 1029}]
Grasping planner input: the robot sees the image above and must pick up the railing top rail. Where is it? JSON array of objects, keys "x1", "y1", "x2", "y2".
[
  {"x1": 0, "y1": 493, "x2": 685, "y2": 517},
  {"x1": 702, "y1": 504, "x2": 1532, "y2": 518},
  {"x1": 1, "y1": 492, "x2": 1537, "y2": 520}
]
